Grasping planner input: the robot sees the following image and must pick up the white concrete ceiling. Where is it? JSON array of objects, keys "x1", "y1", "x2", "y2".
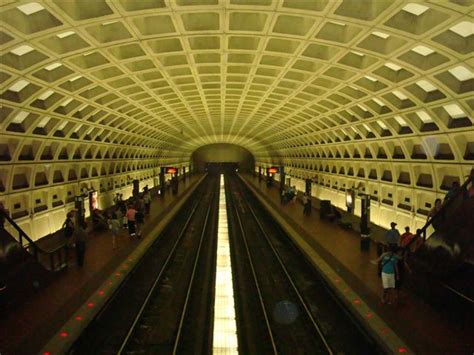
[{"x1": 0, "y1": 0, "x2": 473, "y2": 196}]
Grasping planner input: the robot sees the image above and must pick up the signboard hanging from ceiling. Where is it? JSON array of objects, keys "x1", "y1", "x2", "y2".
[
  {"x1": 163, "y1": 167, "x2": 178, "y2": 174},
  {"x1": 266, "y1": 166, "x2": 279, "y2": 174}
]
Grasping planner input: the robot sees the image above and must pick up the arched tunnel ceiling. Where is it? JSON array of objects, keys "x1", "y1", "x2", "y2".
[{"x1": 0, "y1": 0, "x2": 473, "y2": 164}]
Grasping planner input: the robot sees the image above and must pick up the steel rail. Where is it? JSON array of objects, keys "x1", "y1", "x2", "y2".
[
  {"x1": 172, "y1": 199, "x2": 214, "y2": 354},
  {"x1": 241, "y1": 183, "x2": 334, "y2": 355},
  {"x1": 117, "y1": 200, "x2": 201, "y2": 355},
  {"x1": 229, "y1": 179, "x2": 278, "y2": 355}
]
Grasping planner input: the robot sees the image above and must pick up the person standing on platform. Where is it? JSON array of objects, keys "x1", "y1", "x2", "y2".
[
  {"x1": 400, "y1": 226, "x2": 414, "y2": 248},
  {"x1": 135, "y1": 208, "x2": 144, "y2": 238},
  {"x1": 113, "y1": 193, "x2": 120, "y2": 207},
  {"x1": 75, "y1": 222, "x2": 87, "y2": 267},
  {"x1": 126, "y1": 204, "x2": 137, "y2": 238},
  {"x1": 302, "y1": 193, "x2": 311, "y2": 215},
  {"x1": 374, "y1": 245, "x2": 399, "y2": 305},
  {"x1": 384, "y1": 222, "x2": 400, "y2": 249},
  {"x1": 143, "y1": 191, "x2": 151, "y2": 215},
  {"x1": 63, "y1": 211, "x2": 75, "y2": 247},
  {"x1": 109, "y1": 213, "x2": 121, "y2": 249},
  {"x1": 370, "y1": 245, "x2": 399, "y2": 304}
]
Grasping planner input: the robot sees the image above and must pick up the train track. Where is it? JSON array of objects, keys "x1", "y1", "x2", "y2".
[
  {"x1": 71, "y1": 172, "x2": 380, "y2": 354},
  {"x1": 226, "y1": 174, "x2": 380, "y2": 355},
  {"x1": 70, "y1": 176, "x2": 219, "y2": 354}
]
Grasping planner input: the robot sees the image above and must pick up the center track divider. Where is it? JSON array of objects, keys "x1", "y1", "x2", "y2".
[
  {"x1": 40, "y1": 174, "x2": 207, "y2": 355},
  {"x1": 238, "y1": 174, "x2": 414, "y2": 355}
]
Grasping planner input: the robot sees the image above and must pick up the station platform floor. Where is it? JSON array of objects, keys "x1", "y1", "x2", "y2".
[
  {"x1": 243, "y1": 174, "x2": 473, "y2": 354},
  {"x1": 0, "y1": 174, "x2": 202, "y2": 355}
]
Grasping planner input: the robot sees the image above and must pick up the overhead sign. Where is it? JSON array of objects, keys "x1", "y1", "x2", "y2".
[
  {"x1": 267, "y1": 166, "x2": 279, "y2": 174},
  {"x1": 164, "y1": 167, "x2": 178, "y2": 174}
]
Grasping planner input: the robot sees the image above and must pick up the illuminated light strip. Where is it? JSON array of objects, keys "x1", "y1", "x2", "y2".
[{"x1": 213, "y1": 174, "x2": 238, "y2": 354}]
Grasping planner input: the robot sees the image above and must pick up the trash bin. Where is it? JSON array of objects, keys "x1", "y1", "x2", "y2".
[{"x1": 360, "y1": 234, "x2": 370, "y2": 251}]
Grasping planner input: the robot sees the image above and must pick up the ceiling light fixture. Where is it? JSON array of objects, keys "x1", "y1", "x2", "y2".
[
  {"x1": 402, "y1": 3, "x2": 429, "y2": 16},
  {"x1": 9, "y1": 80, "x2": 29, "y2": 92},
  {"x1": 448, "y1": 66, "x2": 473, "y2": 81},
  {"x1": 57, "y1": 31, "x2": 75, "y2": 39},
  {"x1": 372, "y1": 31, "x2": 390, "y2": 39},
  {"x1": 17, "y1": 2, "x2": 44, "y2": 15},
  {"x1": 449, "y1": 21, "x2": 473, "y2": 37},
  {"x1": 44, "y1": 62, "x2": 62, "y2": 71},
  {"x1": 11, "y1": 45, "x2": 34, "y2": 56},
  {"x1": 412, "y1": 45, "x2": 435, "y2": 56}
]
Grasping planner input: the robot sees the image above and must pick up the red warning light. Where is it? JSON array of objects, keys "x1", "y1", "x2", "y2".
[
  {"x1": 75, "y1": 316, "x2": 83, "y2": 321},
  {"x1": 353, "y1": 299, "x2": 361, "y2": 305},
  {"x1": 398, "y1": 348, "x2": 407, "y2": 353},
  {"x1": 59, "y1": 331, "x2": 68, "y2": 338},
  {"x1": 365, "y1": 313, "x2": 373, "y2": 319},
  {"x1": 87, "y1": 302, "x2": 94, "y2": 308},
  {"x1": 98, "y1": 290, "x2": 105, "y2": 296},
  {"x1": 43, "y1": 352, "x2": 51, "y2": 355}
]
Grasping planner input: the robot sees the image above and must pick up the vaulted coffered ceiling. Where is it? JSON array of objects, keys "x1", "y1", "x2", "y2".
[{"x1": 0, "y1": 0, "x2": 473, "y2": 197}]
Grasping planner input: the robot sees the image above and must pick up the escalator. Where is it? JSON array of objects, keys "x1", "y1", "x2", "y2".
[
  {"x1": 406, "y1": 173, "x2": 474, "y2": 319},
  {"x1": 0, "y1": 212, "x2": 66, "y2": 311}
]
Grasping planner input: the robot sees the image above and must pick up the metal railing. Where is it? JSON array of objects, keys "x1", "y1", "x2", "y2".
[{"x1": 0, "y1": 210, "x2": 68, "y2": 271}]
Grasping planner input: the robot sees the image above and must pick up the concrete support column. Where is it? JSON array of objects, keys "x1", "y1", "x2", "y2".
[
  {"x1": 280, "y1": 166, "x2": 285, "y2": 192},
  {"x1": 159, "y1": 168, "x2": 165, "y2": 197},
  {"x1": 132, "y1": 179, "x2": 139, "y2": 197}
]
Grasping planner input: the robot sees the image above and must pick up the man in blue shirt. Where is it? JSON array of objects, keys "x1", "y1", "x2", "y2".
[
  {"x1": 385, "y1": 222, "x2": 400, "y2": 248},
  {"x1": 377, "y1": 245, "x2": 400, "y2": 304}
]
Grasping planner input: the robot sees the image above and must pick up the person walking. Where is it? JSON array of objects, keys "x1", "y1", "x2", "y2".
[
  {"x1": 108, "y1": 212, "x2": 121, "y2": 249},
  {"x1": 126, "y1": 204, "x2": 137, "y2": 238},
  {"x1": 75, "y1": 222, "x2": 87, "y2": 267}
]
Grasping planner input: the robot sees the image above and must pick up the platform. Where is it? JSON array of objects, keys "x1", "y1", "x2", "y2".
[
  {"x1": 243, "y1": 174, "x2": 473, "y2": 354},
  {"x1": 0, "y1": 174, "x2": 203, "y2": 355}
]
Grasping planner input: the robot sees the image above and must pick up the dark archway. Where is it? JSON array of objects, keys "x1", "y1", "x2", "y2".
[{"x1": 191, "y1": 143, "x2": 255, "y2": 173}]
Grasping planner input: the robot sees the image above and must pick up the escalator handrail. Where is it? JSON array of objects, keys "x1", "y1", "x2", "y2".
[
  {"x1": 0, "y1": 209, "x2": 51, "y2": 257},
  {"x1": 406, "y1": 174, "x2": 473, "y2": 250}
]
